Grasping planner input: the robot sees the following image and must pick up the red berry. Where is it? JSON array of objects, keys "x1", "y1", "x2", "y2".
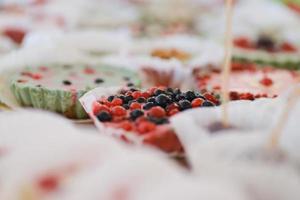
[
  {"x1": 166, "y1": 103, "x2": 179, "y2": 112},
  {"x1": 93, "y1": 102, "x2": 110, "y2": 114},
  {"x1": 112, "y1": 106, "x2": 126, "y2": 116},
  {"x1": 130, "y1": 102, "x2": 142, "y2": 110},
  {"x1": 233, "y1": 37, "x2": 252, "y2": 49},
  {"x1": 111, "y1": 98, "x2": 123, "y2": 106},
  {"x1": 147, "y1": 87, "x2": 157, "y2": 95},
  {"x1": 3, "y1": 28, "x2": 26, "y2": 44},
  {"x1": 148, "y1": 106, "x2": 166, "y2": 118},
  {"x1": 259, "y1": 76, "x2": 273, "y2": 87},
  {"x1": 204, "y1": 93, "x2": 218, "y2": 104},
  {"x1": 132, "y1": 91, "x2": 142, "y2": 99},
  {"x1": 38, "y1": 175, "x2": 59, "y2": 192},
  {"x1": 280, "y1": 42, "x2": 297, "y2": 53},
  {"x1": 84, "y1": 67, "x2": 95, "y2": 74},
  {"x1": 31, "y1": 73, "x2": 43, "y2": 80},
  {"x1": 168, "y1": 108, "x2": 179, "y2": 116},
  {"x1": 137, "y1": 121, "x2": 156, "y2": 134},
  {"x1": 93, "y1": 102, "x2": 110, "y2": 115},
  {"x1": 191, "y1": 98, "x2": 204, "y2": 107},
  {"x1": 141, "y1": 91, "x2": 151, "y2": 99},
  {"x1": 119, "y1": 121, "x2": 133, "y2": 131}
]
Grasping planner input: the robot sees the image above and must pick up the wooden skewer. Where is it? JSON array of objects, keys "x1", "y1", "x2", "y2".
[
  {"x1": 221, "y1": 0, "x2": 234, "y2": 127},
  {"x1": 268, "y1": 87, "x2": 300, "y2": 149}
]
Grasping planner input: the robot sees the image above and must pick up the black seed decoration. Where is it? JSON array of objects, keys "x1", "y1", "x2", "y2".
[
  {"x1": 62, "y1": 80, "x2": 72, "y2": 85},
  {"x1": 95, "y1": 78, "x2": 104, "y2": 84},
  {"x1": 127, "y1": 82, "x2": 134, "y2": 87},
  {"x1": 123, "y1": 76, "x2": 131, "y2": 81}
]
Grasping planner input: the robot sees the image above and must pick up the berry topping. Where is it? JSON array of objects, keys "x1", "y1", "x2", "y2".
[
  {"x1": 96, "y1": 111, "x2": 112, "y2": 122},
  {"x1": 184, "y1": 91, "x2": 196, "y2": 101},
  {"x1": 137, "y1": 121, "x2": 156, "y2": 134},
  {"x1": 62, "y1": 80, "x2": 72, "y2": 85},
  {"x1": 132, "y1": 91, "x2": 142, "y2": 99},
  {"x1": 93, "y1": 102, "x2": 110, "y2": 115}
]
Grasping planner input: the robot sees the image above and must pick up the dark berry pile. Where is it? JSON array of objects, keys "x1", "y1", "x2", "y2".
[{"x1": 93, "y1": 87, "x2": 219, "y2": 135}]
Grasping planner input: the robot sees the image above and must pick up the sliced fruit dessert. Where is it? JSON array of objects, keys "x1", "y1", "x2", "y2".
[
  {"x1": 10, "y1": 64, "x2": 140, "y2": 119},
  {"x1": 88, "y1": 86, "x2": 220, "y2": 153},
  {"x1": 193, "y1": 62, "x2": 300, "y2": 100},
  {"x1": 233, "y1": 35, "x2": 300, "y2": 69}
]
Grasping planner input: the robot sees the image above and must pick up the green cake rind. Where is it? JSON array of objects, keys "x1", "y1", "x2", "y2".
[
  {"x1": 233, "y1": 48, "x2": 300, "y2": 70},
  {"x1": 11, "y1": 82, "x2": 89, "y2": 119}
]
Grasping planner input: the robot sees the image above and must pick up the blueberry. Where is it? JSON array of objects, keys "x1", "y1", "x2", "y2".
[
  {"x1": 176, "y1": 94, "x2": 185, "y2": 101},
  {"x1": 154, "y1": 89, "x2": 164, "y2": 96},
  {"x1": 137, "y1": 97, "x2": 146, "y2": 103},
  {"x1": 202, "y1": 101, "x2": 215, "y2": 107},
  {"x1": 96, "y1": 111, "x2": 112, "y2": 122},
  {"x1": 94, "y1": 78, "x2": 104, "y2": 84},
  {"x1": 147, "y1": 97, "x2": 156, "y2": 103},
  {"x1": 166, "y1": 87, "x2": 174, "y2": 93},
  {"x1": 107, "y1": 95, "x2": 115, "y2": 102},
  {"x1": 130, "y1": 109, "x2": 144, "y2": 120},
  {"x1": 62, "y1": 80, "x2": 72, "y2": 85},
  {"x1": 143, "y1": 102, "x2": 155, "y2": 110},
  {"x1": 256, "y1": 36, "x2": 275, "y2": 51},
  {"x1": 195, "y1": 93, "x2": 206, "y2": 100},
  {"x1": 124, "y1": 95, "x2": 134, "y2": 103},
  {"x1": 130, "y1": 88, "x2": 138, "y2": 92},
  {"x1": 155, "y1": 94, "x2": 171, "y2": 107},
  {"x1": 122, "y1": 104, "x2": 130, "y2": 109},
  {"x1": 174, "y1": 88, "x2": 181, "y2": 95},
  {"x1": 118, "y1": 95, "x2": 126, "y2": 102},
  {"x1": 178, "y1": 100, "x2": 192, "y2": 110},
  {"x1": 148, "y1": 116, "x2": 169, "y2": 125},
  {"x1": 185, "y1": 91, "x2": 196, "y2": 101}
]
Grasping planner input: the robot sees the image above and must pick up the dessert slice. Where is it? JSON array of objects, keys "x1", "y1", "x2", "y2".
[
  {"x1": 233, "y1": 35, "x2": 300, "y2": 69},
  {"x1": 84, "y1": 86, "x2": 220, "y2": 154},
  {"x1": 10, "y1": 64, "x2": 140, "y2": 119},
  {"x1": 193, "y1": 62, "x2": 300, "y2": 100}
]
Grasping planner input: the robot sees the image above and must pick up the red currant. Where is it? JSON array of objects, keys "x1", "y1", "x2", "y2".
[
  {"x1": 111, "y1": 98, "x2": 123, "y2": 106},
  {"x1": 130, "y1": 102, "x2": 142, "y2": 110},
  {"x1": 148, "y1": 106, "x2": 166, "y2": 118},
  {"x1": 191, "y1": 98, "x2": 204, "y2": 107},
  {"x1": 111, "y1": 106, "x2": 126, "y2": 116}
]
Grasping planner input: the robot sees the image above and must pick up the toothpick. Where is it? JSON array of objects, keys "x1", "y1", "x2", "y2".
[
  {"x1": 268, "y1": 87, "x2": 300, "y2": 149},
  {"x1": 221, "y1": 0, "x2": 234, "y2": 127}
]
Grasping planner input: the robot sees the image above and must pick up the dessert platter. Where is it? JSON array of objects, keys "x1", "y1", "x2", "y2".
[{"x1": 1, "y1": 0, "x2": 300, "y2": 199}]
